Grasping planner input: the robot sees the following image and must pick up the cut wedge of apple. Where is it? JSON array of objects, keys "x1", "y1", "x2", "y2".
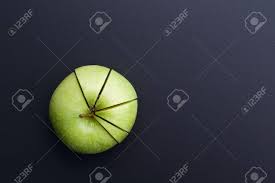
[
  {"x1": 94, "y1": 69, "x2": 137, "y2": 110},
  {"x1": 49, "y1": 65, "x2": 138, "y2": 154},
  {"x1": 94, "y1": 116, "x2": 128, "y2": 143},
  {"x1": 95, "y1": 100, "x2": 138, "y2": 132},
  {"x1": 74, "y1": 65, "x2": 111, "y2": 108}
]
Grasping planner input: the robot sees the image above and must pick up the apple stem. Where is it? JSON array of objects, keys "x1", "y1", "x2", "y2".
[{"x1": 79, "y1": 113, "x2": 94, "y2": 118}]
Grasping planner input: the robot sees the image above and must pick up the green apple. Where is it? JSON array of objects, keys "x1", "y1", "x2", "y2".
[{"x1": 49, "y1": 65, "x2": 138, "y2": 154}]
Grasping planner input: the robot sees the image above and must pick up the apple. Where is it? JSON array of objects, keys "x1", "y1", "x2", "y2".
[{"x1": 49, "y1": 65, "x2": 138, "y2": 154}]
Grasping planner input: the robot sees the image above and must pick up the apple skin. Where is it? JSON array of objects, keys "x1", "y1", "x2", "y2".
[{"x1": 49, "y1": 65, "x2": 138, "y2": 154}]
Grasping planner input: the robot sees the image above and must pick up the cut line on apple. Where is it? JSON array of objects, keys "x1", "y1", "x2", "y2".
[{"x1": 49, "y1": 65, "x2": 138, "y2": 154}]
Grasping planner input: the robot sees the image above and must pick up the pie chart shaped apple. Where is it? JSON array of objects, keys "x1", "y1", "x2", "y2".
[{"x1": 49, "y1": 65, "x2": 138, "y2": 154}]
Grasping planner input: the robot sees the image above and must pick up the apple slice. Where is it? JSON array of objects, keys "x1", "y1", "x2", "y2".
[
  {"x1": 95, "y1": 100, "x2": 138, "y2": 132},
  {"x1": 74, "y1": 65, "x2": 111, "y2": 108},
  {"x1": 49, "y1": 73, "x2": 117, "y2": 154},
  {"x1": 94, "y1": 116, "x2": 128, "y2": 143},
  {"x1": 95, "y1": 69, "x2": 137, "y2": 110}
]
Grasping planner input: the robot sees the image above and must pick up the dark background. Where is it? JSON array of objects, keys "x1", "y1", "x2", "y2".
[{"x1": 2, "y1": 0, "x2": 275, "y2": 182}]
